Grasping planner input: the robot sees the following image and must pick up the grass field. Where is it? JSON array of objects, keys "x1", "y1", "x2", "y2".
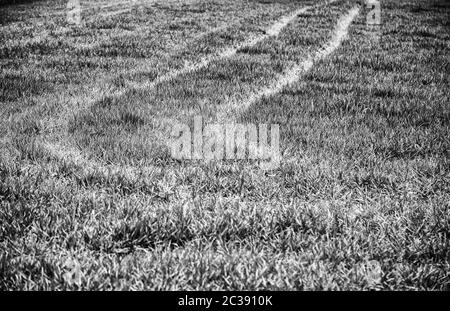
[{"x1": 0, "y1": 0, "x2": 449, "y2": 290}]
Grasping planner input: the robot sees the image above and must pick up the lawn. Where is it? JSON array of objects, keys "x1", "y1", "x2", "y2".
[{"x1": 0, "y1": 0, "x2": 449, "y2": 290}]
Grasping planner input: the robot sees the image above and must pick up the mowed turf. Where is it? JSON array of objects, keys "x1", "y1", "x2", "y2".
[{"x1": 0, "y1": 0, "x2": 449, "y2": 290}]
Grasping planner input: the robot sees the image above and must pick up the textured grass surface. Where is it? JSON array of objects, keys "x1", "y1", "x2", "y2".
[{"x1": 0, "y1": 0, "x2": 449, "y2": 290}]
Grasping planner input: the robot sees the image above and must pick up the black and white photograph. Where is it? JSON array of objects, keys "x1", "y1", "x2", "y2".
[{"x1": 0, "y1": 0, "x2": 448, "y2": 294}]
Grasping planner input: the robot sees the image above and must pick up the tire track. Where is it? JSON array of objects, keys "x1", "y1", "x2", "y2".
[
  {"x1": 217, "y1": 5, "x2": 360, "y2": 122},
  {"x1": 125, "y1": 0, "x2": 337, "y2": 94},
  {"x1": 229, "y1": 6, "x2": 361, "y2": 168},
  {"x1": 41, "y1": 0, "x2": 340, "y2": 175}
]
